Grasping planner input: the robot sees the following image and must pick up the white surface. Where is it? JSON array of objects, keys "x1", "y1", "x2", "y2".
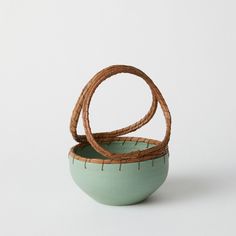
[{"x1": 0, "y1": 0, "x2": 236, "y2": 235}]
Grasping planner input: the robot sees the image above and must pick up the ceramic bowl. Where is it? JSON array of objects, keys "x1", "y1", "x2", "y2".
[{"x1": 69, "y1": 141, "x2": 169, "y2": 206}]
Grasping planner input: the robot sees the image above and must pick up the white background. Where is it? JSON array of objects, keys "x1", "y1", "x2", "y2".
[{"x1": 0, "y1": 0, "x2": 236, "y2": 235}]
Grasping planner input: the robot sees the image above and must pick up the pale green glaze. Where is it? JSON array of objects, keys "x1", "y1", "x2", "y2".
[{"x1": 69, "y1": 141, "x2": 169, "y2": 206}]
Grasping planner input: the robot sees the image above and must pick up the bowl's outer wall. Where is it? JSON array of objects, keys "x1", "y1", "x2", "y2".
[{"x1": 69, "y1": 154, "x2": 169, "y2": 205}]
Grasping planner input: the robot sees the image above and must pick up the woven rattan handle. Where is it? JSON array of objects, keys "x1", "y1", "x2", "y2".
[
  {"x1": 70, "y1": 69, "x2": 158, "y2": 143},
  {"x1": 82, "y1": 65, "x2": 171, "y2": 160}
]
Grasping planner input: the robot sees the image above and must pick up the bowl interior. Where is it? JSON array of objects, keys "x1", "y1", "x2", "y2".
[{"x1": 74, "y1": 141, "x2": 156, "y2": 160}]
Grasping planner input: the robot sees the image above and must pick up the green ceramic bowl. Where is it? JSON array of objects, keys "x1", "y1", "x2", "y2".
[{"x1": 69, "y1": 141, "x2": 169, "y2": 206}]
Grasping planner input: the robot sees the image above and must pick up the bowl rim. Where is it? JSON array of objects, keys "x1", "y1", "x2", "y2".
[{"x1": 69, "y1": 136, "x2": 169, "y2": 164}]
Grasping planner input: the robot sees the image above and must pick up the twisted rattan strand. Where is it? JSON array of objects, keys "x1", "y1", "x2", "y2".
[{"x1": 69, "y1": 65, "x2": 171, "y2": 163}]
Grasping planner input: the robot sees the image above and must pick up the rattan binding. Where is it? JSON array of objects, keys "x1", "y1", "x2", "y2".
[{"x1": 69, "y1": 65, "x2": 171, "y2": 164}]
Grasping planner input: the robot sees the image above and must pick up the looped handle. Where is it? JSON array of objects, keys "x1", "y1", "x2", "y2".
[
  {"x1": 81, "y1": 65, "x2": 171, "y2": 160},
  {"x1": 70, "y1": 68, "x2": 158, "y2": 143}
]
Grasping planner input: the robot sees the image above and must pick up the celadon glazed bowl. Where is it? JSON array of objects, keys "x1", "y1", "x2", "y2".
[{"x1": 69, "y1": 140, "x2": 169, "y2": 206}]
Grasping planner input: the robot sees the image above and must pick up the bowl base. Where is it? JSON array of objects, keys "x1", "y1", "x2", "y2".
[{"x1": 93, "y1": 195, "x2": 151, "y2": 206}]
